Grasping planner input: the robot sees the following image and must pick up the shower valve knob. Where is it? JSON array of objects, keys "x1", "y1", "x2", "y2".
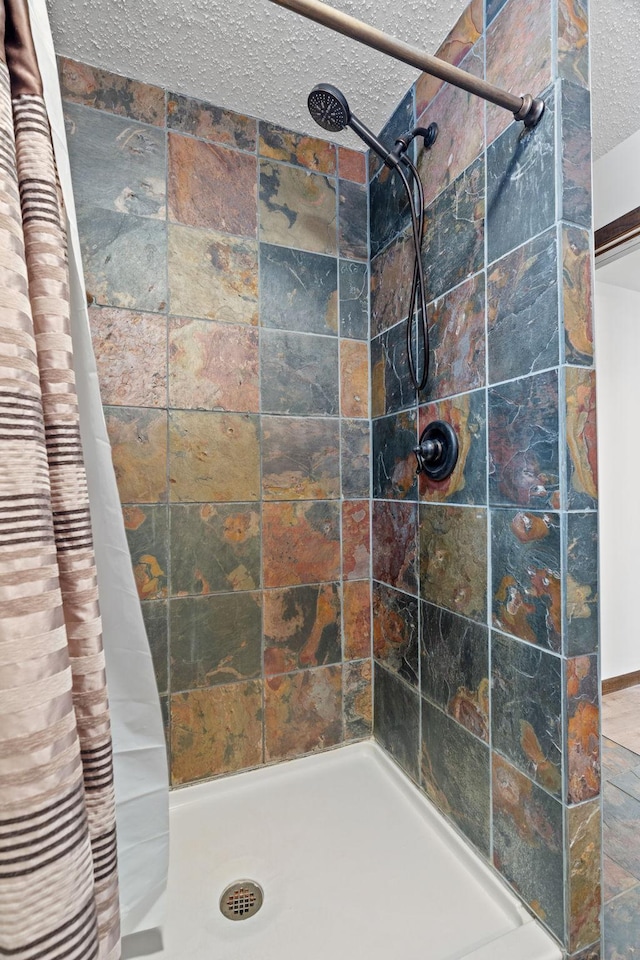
[{"x1": 413, "y1": 421, "x2": 459, "y2": 481}]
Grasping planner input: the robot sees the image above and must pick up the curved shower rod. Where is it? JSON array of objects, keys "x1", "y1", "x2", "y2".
[{"x1": 266, "y1": 0, "x2": 545, "y2": 127}]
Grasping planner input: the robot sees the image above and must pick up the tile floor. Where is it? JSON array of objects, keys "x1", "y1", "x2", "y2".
[{"x1": 602, "y1": 685, "x2": 640, "y2": 959}]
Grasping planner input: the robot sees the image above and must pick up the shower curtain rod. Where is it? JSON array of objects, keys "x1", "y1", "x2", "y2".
[{"x1": 267, "y1": 0, "x2": 545, "y2": 127}]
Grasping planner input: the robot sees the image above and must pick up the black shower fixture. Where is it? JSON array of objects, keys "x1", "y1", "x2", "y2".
[
  {"x1": 308, "y1": 83, "x2": 436, "y2": 170},
  {"x1": 414, "y1": 421, "x2": 459, "y2": 482},
  {"x1": 308, "y1": 83, "x2": 436, "y2": 392}
]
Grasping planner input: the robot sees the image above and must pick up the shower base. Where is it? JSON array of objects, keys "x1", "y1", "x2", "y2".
[{"x1": 124, "y1": 742, "x2": 561, "y2": 960}]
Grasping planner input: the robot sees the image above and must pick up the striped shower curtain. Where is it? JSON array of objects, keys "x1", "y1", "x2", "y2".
[{"x1": 0, "y1": 2, "x2": 120, "y2": 958}]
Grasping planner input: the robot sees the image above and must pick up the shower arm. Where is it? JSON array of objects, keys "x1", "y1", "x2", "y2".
[{"x1": 266, "y1": 0, "x2": 545, "y2": 127}]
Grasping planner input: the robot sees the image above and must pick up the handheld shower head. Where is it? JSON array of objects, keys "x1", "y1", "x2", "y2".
[
  {"x1": 308, "y1": 84, "x2": 350, "y2": 132},
  {"x1": 308, "y1": 82, "x2": 399, "y2": 168}
]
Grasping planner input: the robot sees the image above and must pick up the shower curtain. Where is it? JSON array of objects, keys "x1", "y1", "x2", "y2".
[{"x1": 0, "y1": 0, "x2": 170, "y2": 951}]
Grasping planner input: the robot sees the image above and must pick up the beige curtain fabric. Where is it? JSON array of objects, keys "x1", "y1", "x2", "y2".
[{"x1": 0, "y1": 2, "x2": 120, "y2": 958}]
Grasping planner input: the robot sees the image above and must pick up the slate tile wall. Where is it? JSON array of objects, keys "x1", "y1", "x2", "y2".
[
  {"x1": 369, "y1": 0, "x2": 599, "y2": 955},
  {"x1": 59, "y1": 56, "x2": 372, "y2": 787}
]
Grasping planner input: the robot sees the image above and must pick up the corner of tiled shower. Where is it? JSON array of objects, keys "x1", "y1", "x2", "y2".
[
  {"x1": 60, "y1": 0, "x2": 600, "y2": 954},
  {"x1": 368, "y1": 0, "x2": 599, "y2": 957}
]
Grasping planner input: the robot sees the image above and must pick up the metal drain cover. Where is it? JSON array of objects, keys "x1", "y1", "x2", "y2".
[{"x1": 219, "y1": 880, "x2": 264, "y2": 921}]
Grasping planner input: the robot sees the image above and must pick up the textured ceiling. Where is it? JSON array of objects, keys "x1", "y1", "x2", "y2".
[
  {"x1": 590, "y1": 0, "x2": 640, "y2": 160},
  {"x1": 45, "y1": 0, "x2": 640, "y2": 159},
  {"x1": 44, "y1": 0, "x2": 471, "y2": 148}
]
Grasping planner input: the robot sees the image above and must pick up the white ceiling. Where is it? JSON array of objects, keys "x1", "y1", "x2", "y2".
[{"x1": 46, "y1": 0, "x2": 640, "y2": 159}]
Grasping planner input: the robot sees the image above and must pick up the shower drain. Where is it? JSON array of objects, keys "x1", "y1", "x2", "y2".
[{"x1": 219, "y1": 880, "x2": 264, "y2": 921}]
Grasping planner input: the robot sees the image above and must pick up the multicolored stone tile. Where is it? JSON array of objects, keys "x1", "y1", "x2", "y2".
[
  {"x1": 168, "y1": 133, "x2": 257, "y2": 236},
  {"x1": 421, "y1": 698, "x2": 491, "y2": 855},
  {"x1": 603, "y1": 783, "x2": 640, "y2": 881},
  {"x1": 260, "y1": 330, "x2": 339, "y2": 416},
  {"x1": 166, "y1": 92, "x2": 257, "y2": 150},
  {"x1": 485, "y1": 0, "x2": 552, "y2": 145},
  {"x1": 105, "y1": 406, "x2": 168, "y2": 503},
  {"x1": 169, "y1": 592, "x2": 262, "y2": 691},
  {"x1": 169, "y1": 503, "x2": 261, "y2": 595},
  {"x1": 488, "y1": 370, "x2": 560, "y2": 509},
  {"x1": 491, "y1": 509, "x2": 561, "y2": 651},
  {"x1": 418, "y1": 392, "x2": 487, "y2": 505},
  {"x1": 262, "y1": 500, "x2": 341, "y2": 588},
  {"x1": 558, "y1": 0, "x2": 589, "y2": 88},
  {"x1": 570, "y1": 945, "x2": 601, "y2": 960},
  {"x1": 422, "y1": 272, "x2": 486, "y2": 402},
  {"x1": 168, "y1": 411, "x2": 260, "y2": 502},
  {"x1": 565, "y1": 512, "x2": 599, "y2": 657},
  {"x1": 492, "y1": 753, "x2": 565, "y2": 940},
  {"x1": 369, "y1": 90, "x2": 414, "y2": 181},
  {"x1": 170, "y1": 681, "x2": 262, "y2": 784},
  {"x1": 373, "y1": 581, "x2": 419, "y2": 688},
  {"x1": 370, "y1": 229, "x2": 414, "y2": 338},
  {"x1": 415, "y1": 0, "x2": 483, "y2": 114},
  {"x1": 343, "y1": 580, "x2": 371, "y2": 660},
  {"x1": 339, "y1": 260, "x2": 369, "y2": 340},
  {"x1": 416, "y1": 42, "x2": 485, "y2": 210},
  {"x1": 258, "y1": 121, "x2": 336, "y2": 174},
  {"x1": 602, "y1": 738, "x2": 640, "y2": 783},
  {"x1": 344, "y1": 660, "x2": 373, "y2": 740},
  {"x1": 603, "y1": 853, "x2": 640, "y2": 902},
  {"x1": 604, "y1": 885, "x2": 640, "y2": 960},
  {"x1": 374, "y1": 662, "x2": 420, "y2": 782},
  {"x1": 421, "y1": 603, "x2": 489, "y2": 742},
  {"x1": 339, "y1": 180, "x2": 368, "y2": 261},
  {"x1": 341, "y1": 419, "x2": 370, "y2": 499},
  {"x1": 566, "y1": 366, "x2": 598, "y2": 509},
  {"x1": 259, "y1": 160, "x2": 337, "y2": 255},
  {"x1": 369, "y1": 163, "x2": 412, "y2": 259},
  {"x1": 342, "y1": 500, "x2": 370, "y2": 581},
  {"x1": 264, "y1": 665, "x2": 343, "y2": 761},
  {"x1": 168, "y1": 317, "x2": 259, "y2": 412},
  {"x1": 123, "y1": 504, "x2": 168, "y2": 600},
  {"x1": 64, "y1": 102, "x2": 166, "y2": 219},
  {"x1": 259, "y1": 243, "x2": 338, "y2": 335},
  {"x1": 89, "y1": 307, "x2": 167, "y2": 407},
  {"x1": 372, "y1": 500, "x2": 418, "y2": 595},
  {"x1": 341, "y1": 340, "x2": 369, "y2": 419},
  {"x1": 141, "y1": 600, "x2": 168, "y2": 695},
  {"x1": 563, "y1": 226, "x2": 593, "y2": 366},
  {"x1": 59, "y1": 57, "x2": 165, "y2": 125},
  {"x1": 485, "y1": 0, "x2": 508, "y2": 27},
  {"x1": 261, "y1": 416, "x2": 340, "y2": 500},
  {"x1": 339, "y1": 147, "x2": 367, "y2": 184},
  {"x1": 561, "y1": 81, "x2": 592, "y2": 228},
  {"x1": 423, "y1": 157, "x2": 485, "y2": 302},
  {"x1": 77, "y1": 207, "x2": 167, "y2": 312},
  {"x1": 610, "y1": 763, "x2": 640, "y2": 805},
  {"x1": 492, "y1": 632, "x2": 562, "y2": 796},
  {"x1": 487, "y1": 227, "x2": 559, "y2": 384},
  {"x1": 263, "y1": 583, "x2": 341, "y2": 675},
  {"x1": 167, "y1": 223, "x2": 258, "y2": 324},
  {"x1": 372, "y1": 410, "x2": 417, "y2": 501},
  {"x1": 566, "y1": 656, "x2": 600, "y2": 804},
  {"x1": 371, "y1": 321, "x2": 416, "y2": 418},
  {"x1": 568, "y1": 800, "x2": 601, "y2": 953},
  {"x1": 419, "y1": 504, "x2": 487, "y2": 622},
  {"x1": 486, "y1": 89, "x2": 555, "y2": 264}
]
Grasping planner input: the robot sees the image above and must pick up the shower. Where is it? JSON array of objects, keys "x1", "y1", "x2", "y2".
[{"x1": 308, "y1": 83, "x2": 435, "y2": 392}]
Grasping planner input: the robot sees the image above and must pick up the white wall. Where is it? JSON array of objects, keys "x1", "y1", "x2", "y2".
[
  {"x1": 595, "y1": 279, "x2": 640, "y2": 679},
  {"x1": 593, "y1": 127, "x2": 640, "y2": 229}
]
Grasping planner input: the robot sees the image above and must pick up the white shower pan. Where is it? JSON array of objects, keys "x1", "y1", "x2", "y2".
[{"x1": 125, "y1": 741, "x2": 561, "y2": 960}]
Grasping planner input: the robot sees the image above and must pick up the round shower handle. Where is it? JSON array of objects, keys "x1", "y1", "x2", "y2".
[{"x1": 413, "y1": 421, "x2": 459, "y2": 481}]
